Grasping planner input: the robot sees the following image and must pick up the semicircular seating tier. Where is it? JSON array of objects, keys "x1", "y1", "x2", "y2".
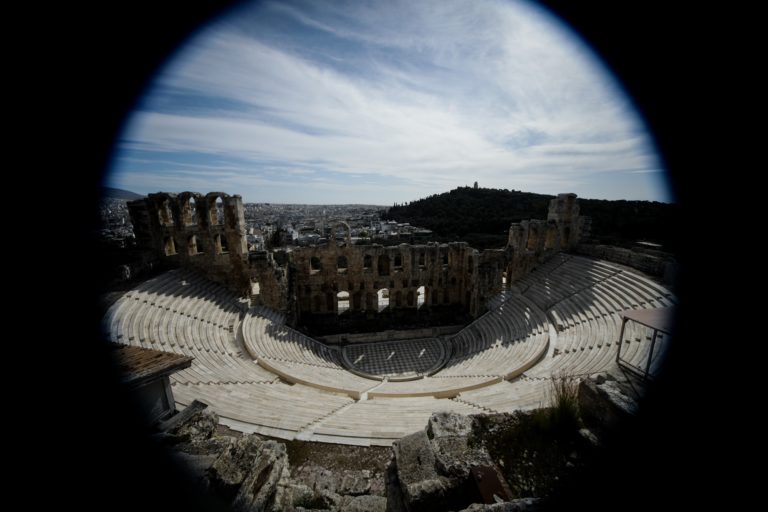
[
  {"x1": 103, "y1": 254, "x2": 676, "y2": 446},
  {"x1": 241, "y1": 293, "x2": 550, "y2": 398}
]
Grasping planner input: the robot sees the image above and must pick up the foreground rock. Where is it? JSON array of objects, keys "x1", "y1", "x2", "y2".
[
  {"x1": 578, "y1": 374, "x2": 639, "y2": 435},
  {"x1": 392, "y1": 412, "x2": 514, "y2": 512},
  {"x1": 155, "y1": 385, "x2": 639, "y2": 511},
  {"x1": 208, "y1": 436, "x2": 289, "y2": 511},
  {"x1": 458, "y1": 498, "x2": 540, "y2": 512}
]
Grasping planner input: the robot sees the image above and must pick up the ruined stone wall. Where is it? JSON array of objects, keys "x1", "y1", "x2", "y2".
[
  {"x1": 128, "y1": 190, "x2": 588, "y2": 331},
  {"x1": 505, "y1": 193, "x2": 586, "y2": 283},
  {"x1": 288, "y1": 234, "x2": 485, "y2": 324},
  {"x1": 128, "y1": 192, "x2": 250, "y2": 293},
  {"x1": 247, "y1": 250, "x2": 291, "y2": 312}
]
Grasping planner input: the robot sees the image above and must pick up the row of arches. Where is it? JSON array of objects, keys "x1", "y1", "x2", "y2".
[
  {"x1": 162, "y1": 233, "x2": 229, "y2": 256},
  {"x1": 309, "y1": 252, "x2": 455, "y2": 276},
  {"x1": 311, "y1": 286, "x2": 432, "y2": 314},
  {"x1": 155, "y1": 192, "x2": 229, "y2": 229}
]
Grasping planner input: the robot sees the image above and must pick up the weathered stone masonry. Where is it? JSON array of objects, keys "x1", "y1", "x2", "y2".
[
  {"x1": 129, "y1": 192, "x2": 585, "y2": 333},
  {"x1": 128, "y1": 192, "x2": 249, "y2": 292},
  {"x1": 290, "y1": 237, "x2": 481, "y2": 328},
  {"x1": 505, "y1": 193, "x2": 588, "y2": 281}
]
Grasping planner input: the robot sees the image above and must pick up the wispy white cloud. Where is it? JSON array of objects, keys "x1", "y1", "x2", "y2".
[{"x1": 109, "y1": 0, "x2": 669, "y2": 203}]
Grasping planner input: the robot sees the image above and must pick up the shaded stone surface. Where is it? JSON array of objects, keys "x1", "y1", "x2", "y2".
[
  {"x1": 428, "y1": 412, "x2": 492, "y2": 480},
  {"x1": 344, "y1": 495, "x2": 387, "y2": 512},
  {"x1": 209, "y1": 436, "x2": 269, "y2": 500},
  {"x1": 427, "y1": 411, "x2": 474, "y2": 439},
  {"x1": 156, "y1": 408, "x2": 614, "y2": 511},
  {"x1": 393, "y1": 430, "x2": 458, "y2": 511},
  {"x1": 158, "y1": 402, "x2": 218, "y2": 445},
  {"x1": 578, "y1": 375, "x2": 638, "y2": 434},
  {"x1": 170, "y1": 409, "x2": 218, "y2": 444},
  {"x1": 458, "y1": 498, "x2": 540, "y2": 512},
  {"x1": 231, "y1": 440, "x2": 289, "y2": 512}
]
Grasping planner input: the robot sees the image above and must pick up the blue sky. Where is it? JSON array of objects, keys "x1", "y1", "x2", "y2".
[{"x1": 107, "y1": 0, "x2": 671, "y2": 204}]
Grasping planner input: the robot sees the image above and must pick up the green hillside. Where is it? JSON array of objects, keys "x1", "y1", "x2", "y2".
[{"x1": 383, "y1": 187, "x2": 678, "y2": 252}]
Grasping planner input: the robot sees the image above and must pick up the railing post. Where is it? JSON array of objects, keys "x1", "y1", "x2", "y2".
[
  {"x1": 645, "y1": 329, "x2": 659, "y2": 380},
  {"x1": 616, "y1": 317, "x2": 628, "y2": 363}
]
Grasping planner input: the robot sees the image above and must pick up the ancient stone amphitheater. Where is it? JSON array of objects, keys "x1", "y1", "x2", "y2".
[{"x1": 103, "y1": 252, "x2": 675, "y2": 446}]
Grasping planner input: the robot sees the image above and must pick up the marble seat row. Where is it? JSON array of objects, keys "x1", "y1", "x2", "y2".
[
  {"x1": 453, "y1": 378, "x2": 551, "y2": 413},
  {"x1": 104, "y1": 270, "x2": 273, "y2": 385},
  {"x1": 303, "y1": 396, "x2": 483, "y2": 446},
  {"x1": 104, "y1": 255, "x2": 675, "y2": 447},
  {"x1": 438, "y1": 295, "x2": 549, "y2": 379},
  {"x1": 521, "y1": 257, "x2": 621, "y2": 311},
  {"x1": 172, "y1": 381, "x2": 354, "y2": 440},
  {"x1": 517, "y1": 257, "x2": 676, "y2": 380},
  {"x1": 242, "y1": 307, "x2": 377, "y2": 396}
]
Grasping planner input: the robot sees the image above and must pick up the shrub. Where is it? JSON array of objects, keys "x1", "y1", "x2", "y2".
[{"x1": 548, "y1": 376, "x2": 580, "y2": 436}]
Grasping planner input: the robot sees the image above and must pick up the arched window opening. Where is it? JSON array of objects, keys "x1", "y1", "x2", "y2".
[
  {"x1": 337, "y1": 255, "x2": 348, "y2": 273},
  {"x1": 190, "y1": 197, "x2": 198, "y2": 225},
  {"x1": 310, "y1": 257, "x2": 322, "y2": 273},
  {"x1": 163, "y1": 236, "x2": 176, "y2": 256},
  {"x1": 527, "y1": 227, "x2": 539, "y2": 251},
  {"x1": 377, "y1": 288, "x2": 389, "y2": 312},
  {"x1": 417, "y1": 286, "x2": 426, "y2": 308},
  {"x1": 187, "y1": 235, "x2": 198, "y2": 255},
  {"x1": 378, "y1": 255, "x2": 390, "y2": 276},
  {"x1": 418, "y1": 252, "x2": 426, "y2": 267},
  {"x1": 544, "y1": 224, "x2": 558, "y2": 250},
  {"x1": 363, "y1": 254, "x2": 373, "y2": 271},
  {"x1": 215, "y1": 197, "x2": 225, "y2": 225},
  {"x1": 207, "y1": 195, "x2": 226, "y2": 226},
  {"x1": 214, "y1": 234, "x2": 228, "y2": 254},
  {"x1": 187, "y1": 197, "x2": 198, "y2": 226},
  {"x1": 442, "y1": 253, "x2": 449, "y2": 266},
  {"x1": 337, "y1": 291, "x2": 350, "y2": 314},
  {"x1": 394, "y1": 253, "x2": 403, "y2": 269},
  {"x1": 502, "y1": 271, "x2": 507, "y2": 286},
  {"x1": 158, "y1": 199, "x2": 175, "y2": 227},
  {"x1": 250, "y1": 279, "x2": 260, "y2": 296}
]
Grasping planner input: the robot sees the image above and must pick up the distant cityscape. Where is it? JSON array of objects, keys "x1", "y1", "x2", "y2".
[{"x1": 98, "y1": 196, "x2": 433, "y2": 250}]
